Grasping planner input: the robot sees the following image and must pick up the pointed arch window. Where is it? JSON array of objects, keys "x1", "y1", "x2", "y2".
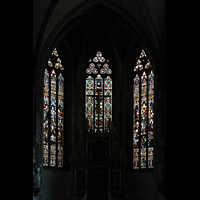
[
  {"x1": 43, "y1": 48, "x2": 64, "y2": 167},
  {"x1": 85, "y1": 51, "x2": 112, "y2": 134},
  {"x1": 133, "y1": 50, "x2": 154, "y2": 169}
]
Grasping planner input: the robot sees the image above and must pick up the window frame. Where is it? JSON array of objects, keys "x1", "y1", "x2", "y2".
[
  {"x1": 43, "y1": 48, "x2": 65, "y2": 168},
  {"x1": 132, "y1": 50, "x2": 154, "y2": 171},
  {"x1": 85, "y1": 51, "x2": 112, "y2": 134}
]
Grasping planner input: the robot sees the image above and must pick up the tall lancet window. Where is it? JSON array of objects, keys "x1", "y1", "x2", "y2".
[
  {"x1": 133, "y1": 50, "x2": 154, "y2": 169},
  {"x1": 85, "y1": 51, "x2": 112, "y2": 134},
  {"x1": 43, "y1": 48, "x2": 64, "y2": 167}
]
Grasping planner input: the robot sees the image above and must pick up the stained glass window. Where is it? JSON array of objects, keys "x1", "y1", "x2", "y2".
[
  {"x1": 43, "y1": 48, "x2": 64, "y2": 167},
  {"x1": 85, "y1": 51, "x2": 112, "y2": 133},
  {"x1": 133, "y1": 49, "x2": 154, "y2": 169}
]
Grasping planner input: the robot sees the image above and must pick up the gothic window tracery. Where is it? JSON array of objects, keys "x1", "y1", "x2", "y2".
[
  {"x1": 133, "y1": 50, "x2": 154, "y2": 169},
  {"x1": 43, "y1": 48, "x2": 64, "y2": 167},
  {"x1": 85, "y1": 51, "x2": 112, "y2": 134}
]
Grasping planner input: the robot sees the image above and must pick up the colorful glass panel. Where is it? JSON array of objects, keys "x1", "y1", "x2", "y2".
[
  {"x1": 148, "y1": 70, "x2": 154, "y2": 168},
  {"x1": 133, "y1": 50, "x2": 154, "y2": 169},
  {"x1": 57, "y1": 72, "x2": 64, "y2": 167},
  {"x1": 133, "y1": 74, "x2": 140, "y2": 169},
  {"x1": 43, "y1": 48, "x2": 64, "y2": 167},
  {"x1": 50, "y1": 69, "x2": 56, "y2": 167},
  {"x1": 139, "y1": 49, "x2": 147, "y2": 58},
  {"x1": 85, "y1": 76, "x2": 94, "y2": 129},
  {"x1": 86, "y1": 96, "x2": 94, "y2": 129},
  {"x1": 85, "y1": 51, "x2": 112, "y2": 134},
  {"x1": 104, "y1": 76, "x2": 112, "y2": 132},
  {"x1": 94, "y1": 95, "x2": 103, "y2": 133},
  {"x1": 140, "y1": 71, "x2": 147, "y2": 168},
  {"x1": 104, "y1": 76, "x2": 112, "y2": 96},
  {"x1": 43, "y1": 68, "x2": 49, "y2": 166}
]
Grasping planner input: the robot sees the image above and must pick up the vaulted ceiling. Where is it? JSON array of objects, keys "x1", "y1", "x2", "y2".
[{"x1": 33, "y1": 0, "x2": 166, "y2": 85}]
